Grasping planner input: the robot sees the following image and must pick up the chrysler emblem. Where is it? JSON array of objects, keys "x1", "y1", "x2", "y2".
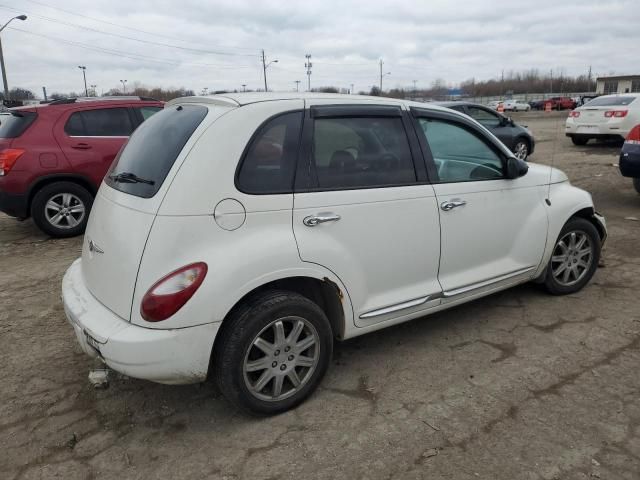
[{"x1": 88, "y1": 240, "x2": 104, "y2": 255}]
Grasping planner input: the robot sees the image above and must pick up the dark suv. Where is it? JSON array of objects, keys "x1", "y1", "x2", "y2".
[{"x1": 0, "y1": 97, "x2": 163, "y2": 236}]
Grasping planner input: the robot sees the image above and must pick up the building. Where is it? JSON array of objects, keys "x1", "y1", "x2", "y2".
[{"x1": 596, "y1": 75, "x2": 640, "y2": 95}]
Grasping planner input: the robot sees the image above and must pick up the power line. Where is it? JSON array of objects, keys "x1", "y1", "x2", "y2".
[
  {"x1": 22, "y1": 0, "x2": 257, "y2": 51},
  {"x1": 0, "y1": 4, "x2": 259, "y2": 57},
  {"x1": 8, "y1": 26, "x2": 258, "y2": 69}
]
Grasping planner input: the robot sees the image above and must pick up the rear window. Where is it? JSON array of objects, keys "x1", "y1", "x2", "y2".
[
  {"x1": 584, "y1": 96, "x2": 637, "y2": 107},
  {"x1": 105, "y1": 104, "x2": 208, "y2": 198},
  {"x1": 0, "y1": 111, "x2": 37, "y2": 138}
]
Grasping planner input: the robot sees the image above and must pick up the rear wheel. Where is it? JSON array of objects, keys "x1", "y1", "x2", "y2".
[
  {"x1": 214, "y1": 290, "x2": 333, "y2": 415},
  {"x1": 543, "y1": 217, "x2": 600, "y2": 295},
  {"x1": 571, "y1": 136, "x2": 589, "y2": 146},
  {"x1": 31, "y1": 182, "x2": 93, "y2": 237},
  {"x1": 633, "y1": 178, "x2": 640, "y2": 194}
]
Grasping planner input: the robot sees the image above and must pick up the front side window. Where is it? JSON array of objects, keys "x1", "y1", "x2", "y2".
[
  {"x1": 312, "y1": 116, "x2": 416, "y2": 189},
  {"x1": 237, "y1": 111, "x2": 303, "y2": 194},
  {"x1": 466, "y1": 107, "x2": 501, "y2": 128},
  {"x1": 65, "y1": 108, "x2": 133, "y2": 137},
  {"x1": 418, "y1": 118, "x2": 504, "y2": 183}
]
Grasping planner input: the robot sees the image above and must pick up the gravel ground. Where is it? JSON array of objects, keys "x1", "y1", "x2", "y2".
[{"x1": 1, "y1": 111, "x2": 639, "y2": 480}]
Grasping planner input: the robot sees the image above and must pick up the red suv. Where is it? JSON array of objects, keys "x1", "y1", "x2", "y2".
[
  {"x1": 542, "y1": 97, "x2": 577, "y2": 111},
  {"x1": 0, "y1": 97, "x2": 163, "y2": 237}
]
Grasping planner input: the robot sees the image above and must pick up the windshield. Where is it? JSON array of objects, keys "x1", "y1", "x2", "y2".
[
  {"x1": 0, "y1": 111, "x2": 37, "y2": 138},
  {"x1": 583, "y1": 96, "x2": 637, "y2": 107},
  {"x1": 105, "y1": 104, "x2": 208, "y2": 198}
]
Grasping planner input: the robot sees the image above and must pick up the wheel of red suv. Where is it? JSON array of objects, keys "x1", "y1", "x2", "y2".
[
  {"x1": 31, "y1": 182, "x2": 93, "y2": 237},
  {"x1": 214, "y1": 290, "x2": 333, "y2": 415},
  {"x1": 633, "y1": 178, "x2": 640, "y2": 194},
  {"x1": 543, "y1": 217, "x2": 601, "y2": 295},
  {"x1": 513, "y1": 139, "x2": 530, "y2": 161},
  {"x1": 571, "y1": 136, "x2": 589, "y2": 146}
]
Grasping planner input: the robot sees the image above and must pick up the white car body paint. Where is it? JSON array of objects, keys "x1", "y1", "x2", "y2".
[{"x1": 62, "y1": 93, "x2": 606, "y2": 385}]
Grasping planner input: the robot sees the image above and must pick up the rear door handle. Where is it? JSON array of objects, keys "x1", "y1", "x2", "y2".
[
  {"x1": 303, "y1": 213, "x2": 341, "y2": 227},
  {"x1": 440, "y1": 199, "x2": 467, "y2": 211},
  {"x1": 71, "y1": 143, "x2": 92, "y2": 150}
]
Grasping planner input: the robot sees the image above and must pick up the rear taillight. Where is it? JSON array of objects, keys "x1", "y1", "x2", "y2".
[
  {"x1": 625, "y1": 125, "x2": 640, "y2": 145},
  {"x1": 569, "y1": 111, "x2": 580, "y2": 118},
  {"x1": 0, "y1": 149, "x2": 25, "y2": 176},
  {"x1": 141, "y1": 262, "x2": 208, "y2": 322},
  {"x1": 605, "y1": 110, "x2": 628, "y2": 118}
]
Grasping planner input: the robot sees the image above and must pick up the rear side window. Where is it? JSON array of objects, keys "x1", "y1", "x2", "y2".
[
  {"x1": 236, "y1": 111, "x2": 303, "y2": 194},
  {"x1": 106, "y1": 105, "x2": 208, "y2": 198},
  {"x1": 0, "y1": 111, "x2": 37, "y2": 138},
  {"x1": 65, "y1": 108, "x2": 133, "y2": 136},
  {"x1": 584, "y1": 96, "x2": 637, "y2": 107},
  {"x1": 137, "y1": 106, "x2": 162, "y2": 120},
  {"x1": 312, "y1": 116, "x2": 416, "y2": 189}
]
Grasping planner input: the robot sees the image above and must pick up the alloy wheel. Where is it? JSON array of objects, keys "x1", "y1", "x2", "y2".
[
  {"x1": 44, "y1": 193, "x2": 86, "y2": 229},
  {"x1": 514, "y1": 141, "x2": 528, "y2": 160},
  {"x1": 551, "y1": 230, "x2": 593, "y2": 287},
  {"x1": 243, "y1": 316, "x2": 320, "y2": 402}
]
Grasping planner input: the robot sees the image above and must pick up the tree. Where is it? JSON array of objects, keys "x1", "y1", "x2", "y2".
[{"x1": 0, "y1": 87, "x2": 35, "y2": 100}]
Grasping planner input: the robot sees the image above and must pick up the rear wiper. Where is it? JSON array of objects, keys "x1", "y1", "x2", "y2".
[{"x1": 108, "y1": 172, "x2": 155, "y2": 185}]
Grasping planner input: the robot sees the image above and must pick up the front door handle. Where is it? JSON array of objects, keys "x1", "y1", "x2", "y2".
[
  {"x1": 440, "y1": 199, "x2": 467, "y2": 211},
  {"x1": 303, "y1": 213, "x2": 341, "y2": 227},
  {"x1": 71, "y1": 143, "x2": 92, "y2": 150}
]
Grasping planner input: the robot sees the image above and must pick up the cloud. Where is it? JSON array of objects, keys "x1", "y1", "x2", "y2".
[{"x1": 3, "y1": 0, "x2": 639, "y2": 96}]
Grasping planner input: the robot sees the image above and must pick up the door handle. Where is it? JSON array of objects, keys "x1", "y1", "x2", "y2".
[
  {"x1": 71, "y1": 143, "x2": 92, "y2": 150},
  {"x1": 440, "y1": 199, "x2": 467, "y2": 211},
  {"x1": 303, "y1": 213, "x2": 341, "y2": 227}
]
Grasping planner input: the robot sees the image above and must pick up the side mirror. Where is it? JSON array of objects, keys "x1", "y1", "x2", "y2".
[{"x1": 505, "y1": 156, "x2": 528, "y2": 179}]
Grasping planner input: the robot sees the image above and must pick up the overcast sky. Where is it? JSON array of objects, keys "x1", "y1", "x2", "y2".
[{"x1": 3, "y1": 0, "x2": 639, "y2": 97}]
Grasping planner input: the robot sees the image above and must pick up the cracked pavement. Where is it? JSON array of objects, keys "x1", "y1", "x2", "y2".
[{"x1": 1, "y1": 111, "x2": 639, "y2": 479}]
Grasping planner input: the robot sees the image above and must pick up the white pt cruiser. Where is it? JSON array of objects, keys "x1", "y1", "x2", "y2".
[{"x1": 63, "y1": 93, "x2": 607, "y2": 415}]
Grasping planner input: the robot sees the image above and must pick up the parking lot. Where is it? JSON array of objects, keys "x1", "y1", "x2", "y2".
[{"x1": 1, "y1": 110, "x2": 639, "y2": 479}]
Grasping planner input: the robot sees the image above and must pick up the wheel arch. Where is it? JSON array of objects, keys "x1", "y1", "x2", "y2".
[
  {"x1": 27, "y1": 174, "x2": 97, "y2": 213},
  {"x1": 570, "y1": 206, "x2": 606, "y2": 242}
]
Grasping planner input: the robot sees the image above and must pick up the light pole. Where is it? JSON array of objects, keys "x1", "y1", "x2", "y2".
[
  {"x1": 295, "y1": 80, "x2": 300, "y2": 92},
  {"x1": 242, "y1": 84, "x2": 246, "y2": 92},
  {"x1": 78, "y1": 66, "x2": 88, "y2": 97},
  {"x1": 379, "y1": 59, "x2": 390, "y2": 92},
  {"x1": 261, "y1": 50, "x2": 278, "y2": 92},
  {"x1": 0, "y1": 14, "x2": 27, "y2": 102},
  {"x1": 120, "y1": 79, "x2": 127, "y2": 94},
  {"x1": 305, "y1": 54, "x2": 312, "y2": 91},
  {"x1": 350, "y1": 83, "x2": 354, "y2": 94}
]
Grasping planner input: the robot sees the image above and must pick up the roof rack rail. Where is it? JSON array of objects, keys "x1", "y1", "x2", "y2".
[{"x1": 46, "y1": 96, "x2": 160, "y2": 105}]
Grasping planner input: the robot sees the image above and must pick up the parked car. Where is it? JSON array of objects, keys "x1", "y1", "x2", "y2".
[
  {"x1": 0, "y1": 96, "x2": 163, "y2": 237},
  {"x1": 619, "y1": 124, "x2": 640, "y2": 193},
  {"x1": 62, "y1": 93, "x2": 607, "y2": 415},
  {"x1": 529, "y1": 99, "x2": 545, "y2": 110},
  {"x1": 565, "y1": 94, "x2": 639, "y2": 145},
  {"x1": 436, "y1": 101, "x2": 535, "y2": 160},
  {"x1": 503, "y1": 100, "x2": 531, "y2": 112},
  {"x1": 542, "y1": 97, "x2": 576, "y2": 110}
]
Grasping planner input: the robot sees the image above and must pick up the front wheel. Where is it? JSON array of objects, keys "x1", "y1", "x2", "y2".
[
  {"x1": 633, "y1": 178, "x2": 640, "y2": 194},
  {"x1": 30, "y1": 181, "x2": 93, "y2": 237},
  {"x1": 513, "y1": 139, "x2": 530, "y2": 160},
  {"x1": 543, "y1": 217, "x2": 601, "y2": 295},
  {"x1": 214, "y1": 291, "x2": 333, "y2": 415}
]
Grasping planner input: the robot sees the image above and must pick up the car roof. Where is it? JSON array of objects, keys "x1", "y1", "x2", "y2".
[
  {"x1": 432, "y1": 101, "x2": 494, "y2": 109},
  {"x1": 11, "y1": 96, "x2": 162, "y2": 112},
  {"x1": 167, "y1": 92, "x2": 455, "y2": 114}
]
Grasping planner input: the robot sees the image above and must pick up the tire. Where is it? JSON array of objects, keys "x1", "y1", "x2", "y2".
[
  {"x1": 543, "y1": 217, "x2": 601, "y2": 295},
  {"x1": 30, "y1": 181, "x2": 93, "y2": 237},
  {"x1": 633, "y1": 178, "x2": 640, "y2": 194},
  {"x1": 214, "y1": 290, "x2": 333, "y2": 415},
  {"x1": 571, "y1": 136, "x2": 589, "y2": 146},
  {"x1": 513, "y1": 138, "x2": 530, "y2": 161}
]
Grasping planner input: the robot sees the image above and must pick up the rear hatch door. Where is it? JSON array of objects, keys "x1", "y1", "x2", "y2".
[{"x1": 80, "y1": 103, "x2": 218, "y2": 320}]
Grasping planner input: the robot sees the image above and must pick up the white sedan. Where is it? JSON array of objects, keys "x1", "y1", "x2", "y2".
[
  {"x1": 62, "y1": 93, "x2": 607, "y2": 414},
  {"x1": 503, "y1": 100, "x2": 531, "y2": 111},
  {"x1": 566, "y1": 94, "x2": 639, "y2": 145}
]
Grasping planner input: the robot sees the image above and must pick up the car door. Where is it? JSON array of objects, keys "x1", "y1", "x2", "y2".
[
  {"x1": 292, "y1": 104, "x2": 442, "y2": 327},
  {"x1": 465, "y1": 105, "x2": 516, "y2": 150},
  {"x1": 411, "y1": 108, "x2": 548, "y2": 301},
  {"x1": 55, "y1": 106, "x2": 135, "y2": 186}
]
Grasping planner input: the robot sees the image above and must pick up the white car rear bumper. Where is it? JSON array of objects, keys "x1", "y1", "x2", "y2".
[{"x1": 62, "y1": 259, "x2": 219, "y2": 385}]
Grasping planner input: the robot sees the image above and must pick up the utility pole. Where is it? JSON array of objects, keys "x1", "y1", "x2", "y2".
[
  {"x1": 78, "y1": 66, "x2": 88, "y2": 97},
  {"x1": 242, "y1": 84, "x2": 246, "y2": 92},
  {"x1": 500, "y1": 69, "x2": 504, "y2": 98},
  {"x1": 305, "y1": 54, "x2": 312, "y2": 91},
  {"x1": 351, "y1": 83, "x2": 354, "y2": 94},
  {"x1": 42, "y1": 86, "x2": 47, "y2": 101},
  {"x1": 550, "y1": 69, "x2": 553, "y2": 95},
  {"x1": 587, "y1": 65, "x2": 592, "y2": 92},
  {"x1": 0, "y1": 14, "x2": 27, "y2": 103},
  {"x1": 379, "y1": 59, "x2": 391, "y2": 93},
  {"x1": 295, "y1": 80, "x2": 300, "y2": 92},
  {"x1": 90, "y1": 84, "x2": 97, "y2": 97},
  {"x1": 261, "y1": 50, "x2": 278, "y2": 92}
]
